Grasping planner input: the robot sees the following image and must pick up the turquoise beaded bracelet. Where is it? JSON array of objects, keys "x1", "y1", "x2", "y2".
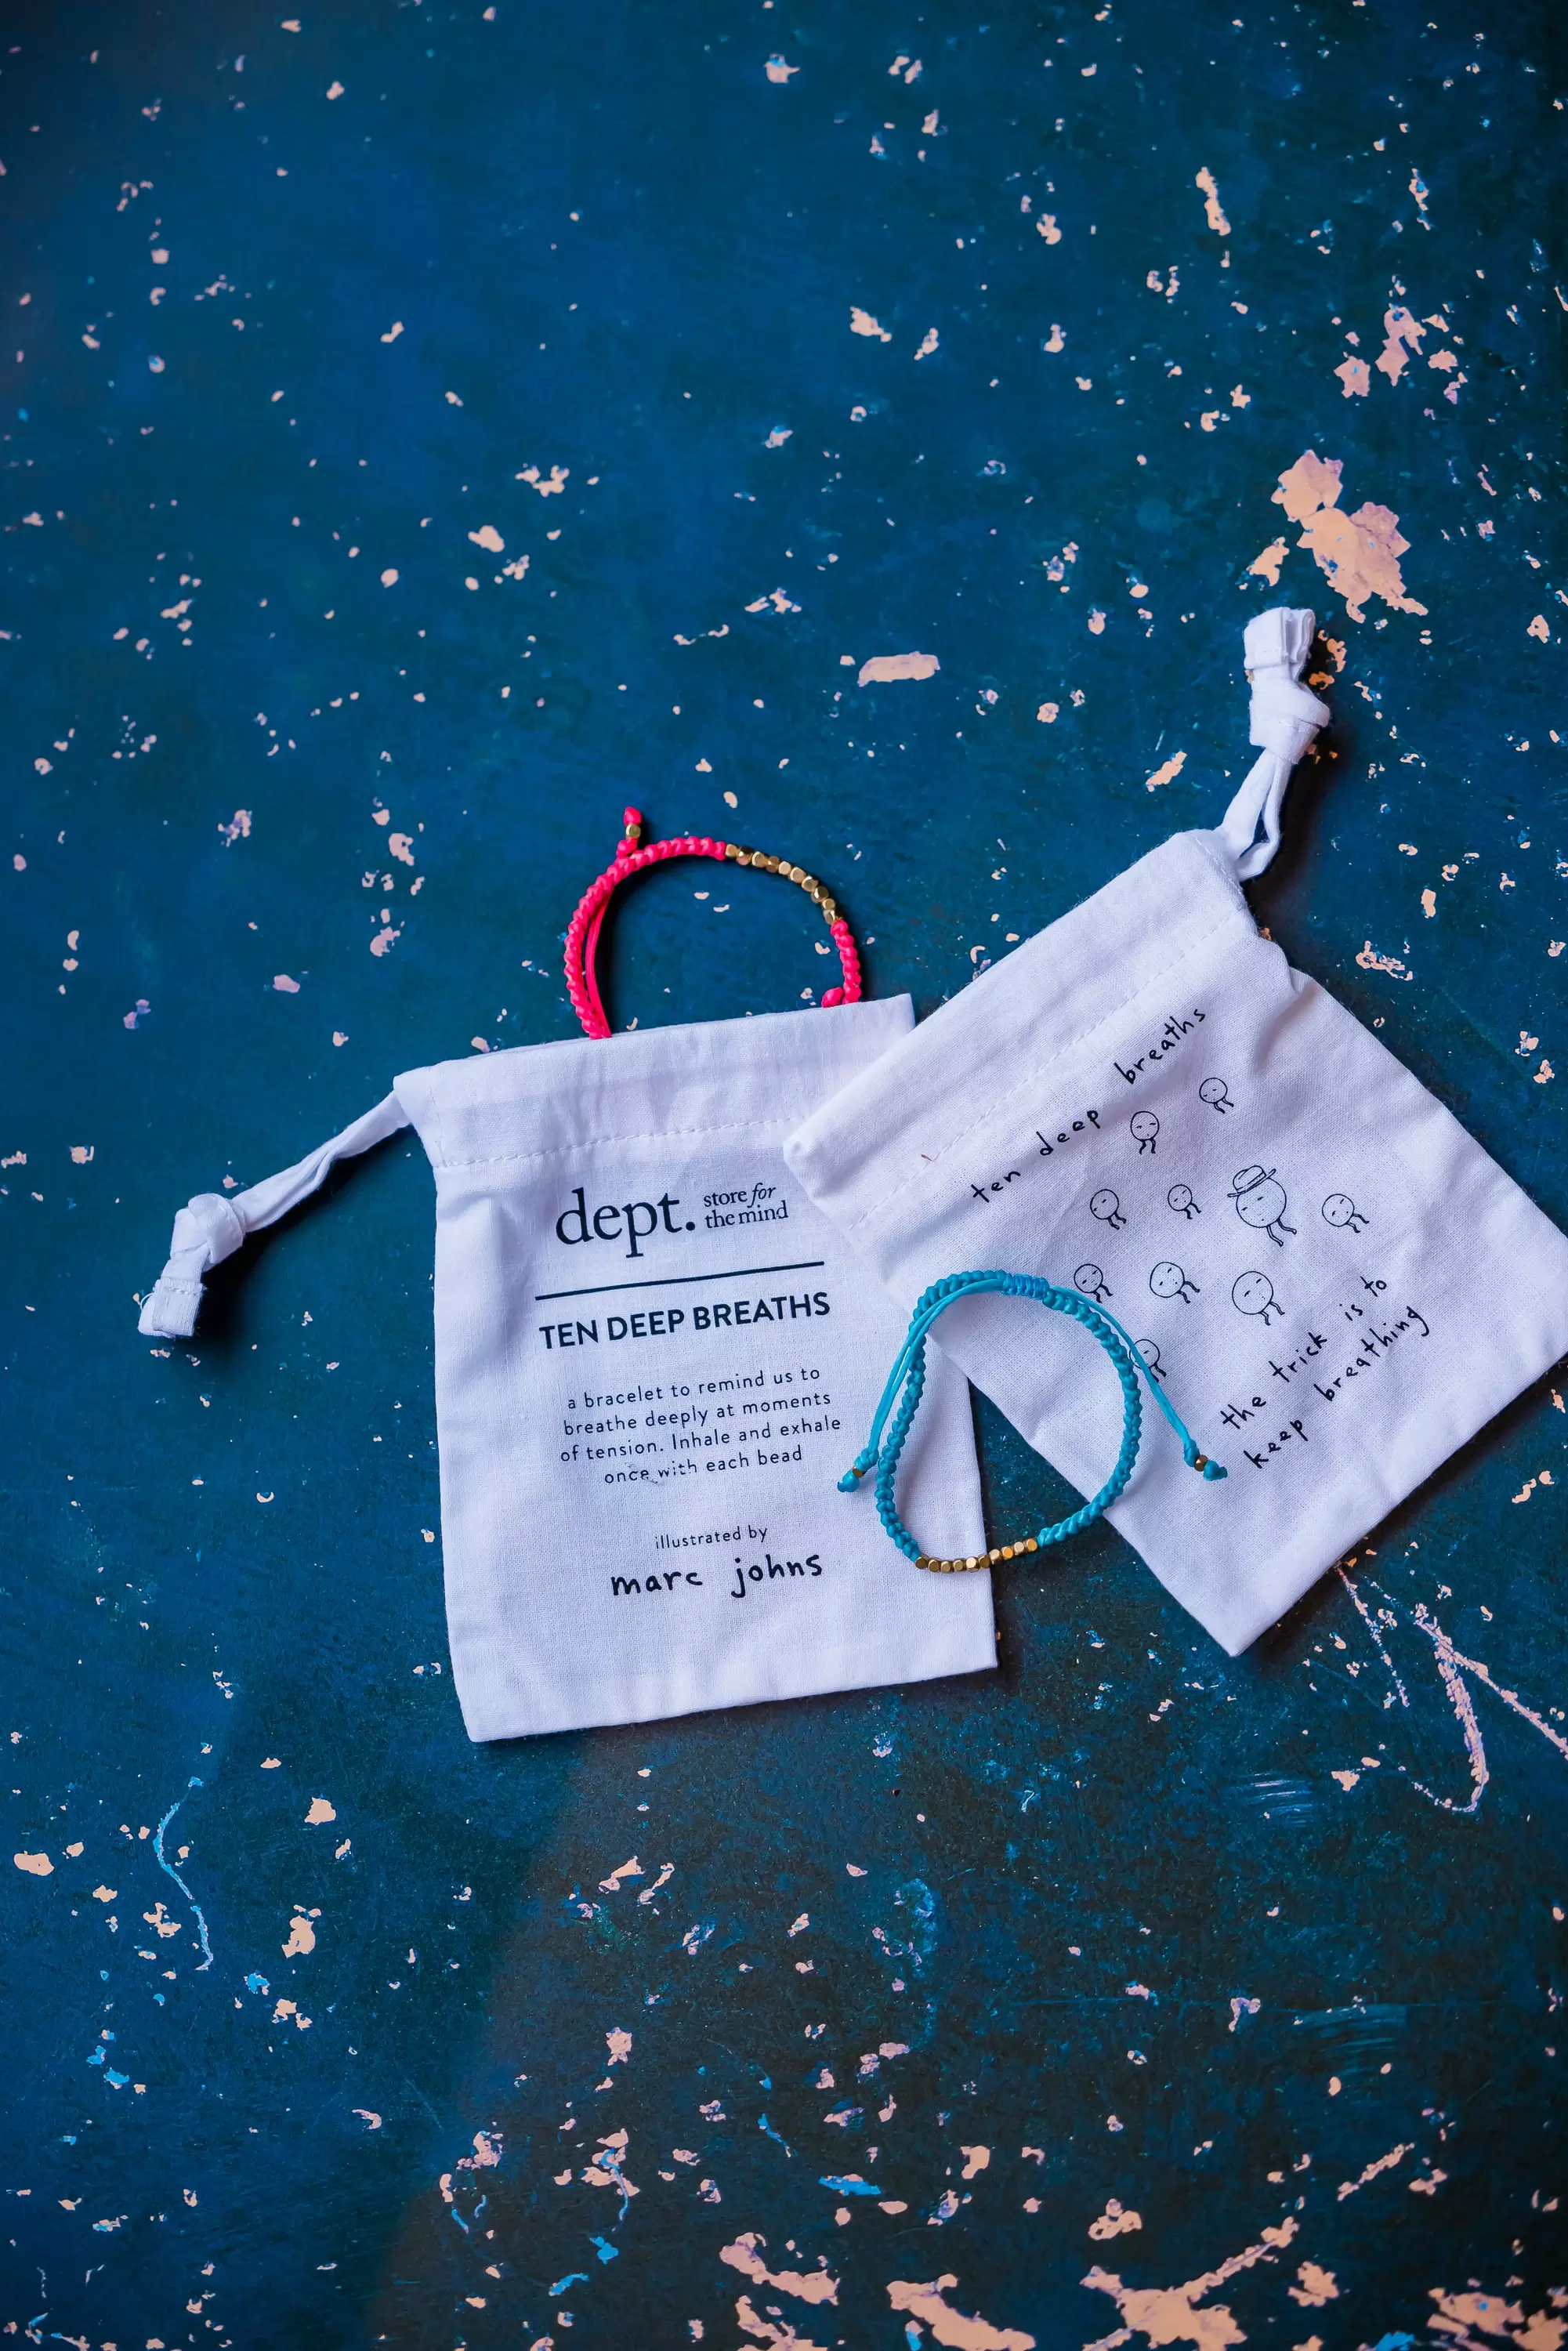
[{"x1": 838, "y1": 1270, "x2": 1227, "y2": 1572}]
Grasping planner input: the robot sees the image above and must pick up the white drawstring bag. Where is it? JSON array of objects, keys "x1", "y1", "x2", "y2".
[
  {"x1": 138, "y1": 812, "x2": 995, "y2": 1740},
  {"x1": 784, "y1": 609, "x2": 1568, "y2": 1654}
]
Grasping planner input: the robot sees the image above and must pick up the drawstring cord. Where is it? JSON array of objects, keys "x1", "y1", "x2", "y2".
[{"x1": 839, "y1": 1270, "x2": 1226, "y2": 1573}]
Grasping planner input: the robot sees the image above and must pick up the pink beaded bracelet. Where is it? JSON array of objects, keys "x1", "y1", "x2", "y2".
[{"x1": 565, "y1": 807, "x2": 864, "y2": 1040}]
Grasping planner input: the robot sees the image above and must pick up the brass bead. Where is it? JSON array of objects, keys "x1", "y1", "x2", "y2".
[
  {"x1": 988, "y1": 1548, "x2": 1002, "y2": 1566},
  {"x1": 725, "y1": 842, "x2": 742, "y2": 860},
  {"x1": 1024, "y1": 1537, "x2": 1039, "y2": 1553},
  {"x1": 1193, "y1": 1452, "x2": 1208, "y2": 1473}
]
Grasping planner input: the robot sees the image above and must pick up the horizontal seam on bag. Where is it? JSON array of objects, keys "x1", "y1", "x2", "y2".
[
  {"x1": 423, "y1": 1116, "x2": 797, "y2": 1171},
  {"x1": 835, "y1": 900, "x2": 1241, "y2": 1234}
]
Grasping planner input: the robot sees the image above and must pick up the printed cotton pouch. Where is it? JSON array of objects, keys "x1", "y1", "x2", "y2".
[
  {"x1": 138, "y1": 810, "x2": 995, "y2": 1739},
  {"x1": 784, "y1": 610, "x2": 1568, "y2": 1655}
]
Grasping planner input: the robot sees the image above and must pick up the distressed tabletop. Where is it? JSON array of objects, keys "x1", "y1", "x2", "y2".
[{"x1": 3, "y1": 1, "x2": 1566, "y2": 2345}]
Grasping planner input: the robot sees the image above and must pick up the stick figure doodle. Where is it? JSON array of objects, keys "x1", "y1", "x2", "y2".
[
  {"x1": 1149, "y1": 1260, "x2": 1200, "y2": 1304},
  {"x1": 1167, "y1": 1183, "x2": 1201, "y2": 1221},
  {"x1": 1130, "y1": 1110, "x2": 1160, "y2": 1154},
  {"x1": 1229, "y1": 1164, "x2": 1297, "y2": 1247},
  {"x1": 1089, "y1": 1187, "x2": 1128, "y2": 1231},
  {"x1": 1232, "y1": 1269, "x2": 1284, "y2": 1326},
  {"x1": 1134, "y1": 1338, "x2": 1166, "y2": 1382},
  {"x1": 1074, "y1": 1263, "x2": 1113, "y2": 1303},
  {"x1": 1322, "y1": 1191, "x2": 1370, "y2": 1233},
  {"x1": 1199, "y1": 1077, "x2": 1233, "y2": 1114}
]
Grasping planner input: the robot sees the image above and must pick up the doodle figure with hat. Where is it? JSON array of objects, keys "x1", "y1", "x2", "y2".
[{"x1": 1229, "y1": 1164, "x2": 1297, "y2": 1248}]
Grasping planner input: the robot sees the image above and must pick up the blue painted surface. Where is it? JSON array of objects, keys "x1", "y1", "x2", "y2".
[{"x1": 2, "y1": 1, "x2": 1565, "y2": 2344}]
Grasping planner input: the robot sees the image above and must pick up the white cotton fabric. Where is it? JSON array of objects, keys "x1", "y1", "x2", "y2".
[
  {"x1": 140, "y1": 998, "x2": 995, "y2": 1740},
  {"x1": 784, "y1": 610, "x2": 1568, "y2": 1655}
]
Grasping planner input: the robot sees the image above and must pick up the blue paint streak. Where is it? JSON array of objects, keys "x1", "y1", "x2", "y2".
[
  {"x1": 549, "y1": 2272, "x2": 591, "y2": 2295},
  {"x1": 818, "y1": 2174, "x2": 878, "y2": 2196},
  {"x1": 589, "y1": 2236, "x2": 618, "y2": 2263},
  {"x1": 758, "y1": 2112, "x2": 792, "y2": 2155},
  {"x1": 154, "y1": 1774, "x2": 213, "y2": 1972}
]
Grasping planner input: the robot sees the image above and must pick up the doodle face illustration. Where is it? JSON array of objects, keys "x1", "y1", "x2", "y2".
[
  {"x1": 1130, "y1": 1110, "x2": 1160, "y2": 1154},
  {"x1": 1199, "y1": 1077, "x2": 1233, "y2": 1114},
  {"x1": 1232, "y1": 1269, "x2": 1283, "y2": 1324},
  {"x1": 1322, "y1": 1191, "x2": 1370, "y2": 1233},
  {"x1": 1149, "y1": 1260, "x2": 1199, "y2": 1303},
  {"x1": 1166, "y1": 1183, "x2": 1200, "y2": 1220},
  {"x1": 1089, "y1": 1187, "x2": 1127, "y2": 1230},
  {"x1": 1074, "y1": 1262, "x2": 1112, "y2": 1302},
  {"x1": 1229, "y1": 1164, "x2": 1297, "y2": 1247},
  {"x1": 1134, "y1": 1337, "x2": 1166, "y2": 1382}
]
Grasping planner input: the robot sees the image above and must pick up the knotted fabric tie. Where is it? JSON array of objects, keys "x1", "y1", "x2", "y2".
[
  {"x1": 1216, "y1": 606, "x2": 1331, "y2": 881},
  {"x1": 137, "y1": 1091, "x2": 411, "y2": 1340},
  {"x1": 838, "y1": 1270, "x2": 1226, "y2": 1574}
]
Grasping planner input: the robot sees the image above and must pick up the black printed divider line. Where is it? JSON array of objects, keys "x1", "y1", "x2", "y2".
[{"x1": 534, "y1": 1259, "x2": 827, "y2": 1303}]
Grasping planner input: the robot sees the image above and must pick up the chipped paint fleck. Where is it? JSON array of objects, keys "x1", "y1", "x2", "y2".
[
  {"x1": 1272, "y1": 451, "x2": 1427, "y2": 623},
  {"x1": 1088, "y1": 2199, "x2": 1143, "y2": 2241},
  {"x1": 858, "y1": 652, "x2": 939, "y2": 684},
  {"x1": 1194, "y1": 168, "x2": 1230, "y2": 237},
  {"x1": 886, "y1": 2273, "x2": 1036, "y2": 2349},
  {"x1": 1083, "y1": 2215, "x2": 1298, "y2": 2350},
  {"x1": 720, "y1": 2233, "x2": 839, "y2": 2305}
]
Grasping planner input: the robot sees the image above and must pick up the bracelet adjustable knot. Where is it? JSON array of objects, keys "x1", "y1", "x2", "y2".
[{"x1": 839, "y1": 1270, "x2": 1226, "y2": 1572}]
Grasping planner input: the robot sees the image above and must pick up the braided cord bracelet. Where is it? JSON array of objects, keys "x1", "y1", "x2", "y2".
[
  {"x1": 839, "y1": 1270, "x2": 1227, "y2": 1572},
  {"x1": 565, "y1": 806, "x2": 863, "y2": 1039}
]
